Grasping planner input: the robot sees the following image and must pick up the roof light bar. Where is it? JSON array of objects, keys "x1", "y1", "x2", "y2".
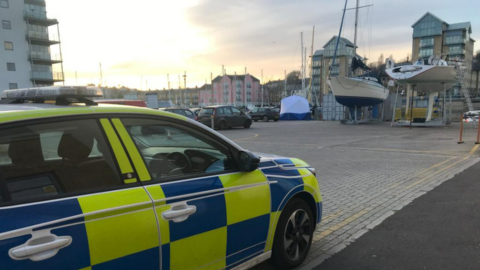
[{"x1": 1, "y1": 86, "x2": 103, "y2": 100}]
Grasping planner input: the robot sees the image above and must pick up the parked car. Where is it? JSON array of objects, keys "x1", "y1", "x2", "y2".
[
  {"x1": 197, "y1": 105, "x2": 252, "y2": 129},
  {"x1": 249, "y1": 107, "x2": 280, "y2": 122},
  {"x1": 190, "y1": 108, "x2": 202, "y2": 116},
  {"x1": 0, "y1": 86, "x2": 322, "y2": 270},
  {"x1": 160, "y1": 107, "x2": 196, "y2": 119}
]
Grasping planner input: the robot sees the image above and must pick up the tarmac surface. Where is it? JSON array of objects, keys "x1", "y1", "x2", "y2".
[
  {"x1": 315, "y1": 160, "x2": 480, "y2": 270},
  {"x1": 217, "y1": 120, "x2": 480, "y2": 269}
]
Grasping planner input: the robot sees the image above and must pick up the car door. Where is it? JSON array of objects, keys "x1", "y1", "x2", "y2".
[
  {"x1": 115, "y1": 116, "x2": 272, "y2": 270},
  {"x1": 0, "y1": 117, "x2": 160, "y2": 270},
  {"x1": 223, "y1": 107, "x2": 235, "y2": 127},
  {"x1": 231, "y1": 107, "x2": 245, "y2": 126}
]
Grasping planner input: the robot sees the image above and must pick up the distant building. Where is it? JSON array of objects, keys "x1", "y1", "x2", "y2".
[
  {"x1": 411, "y1": 12, "x2": 476, "y2": 95},
  {"x1": 317, "y1": 36, "x2": 360, "y2": 96},
  {"x1": 199, "y1": 74, "x2": 261, "y2": 106},
  {"x1": 0, "y1": 0, "x2": 64, "y2": 93},
  {"x1": 157, "y1": 86, "x2": 203, "y2": 106},
  {"x1": 311, "y1": 50, "x2": 324, "y2": 101}
]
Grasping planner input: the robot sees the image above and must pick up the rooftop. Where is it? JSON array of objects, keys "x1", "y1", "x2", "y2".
[{"x1": 212, "y1": 74, "x2": 260, "y2": 83}]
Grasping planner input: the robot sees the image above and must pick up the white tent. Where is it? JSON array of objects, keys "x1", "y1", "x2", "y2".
[{"x1": 280, "y1": 95, "x2": 312, "y2": 120}]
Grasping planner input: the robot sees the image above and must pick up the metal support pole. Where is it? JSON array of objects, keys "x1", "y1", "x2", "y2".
[
  {"x1": 458, "y1": 113, "x2": 465, "y2": 144},
  {"x1": 476, "y1": 117, "x2": 480, "y2": 144},
  {"x1": 410, "y1": 85, "x2": 415, "y2": 129},
  {"x1": 211, "y1": 73, "x2": 213, "y2": 105},
  {"x1": 183, "y1": 71, "x2": 187, "y2": 107},
  {"x1": 354, "y1": 105, "x2": 357, "y2": 124},
  {"x1": 57, "y1": 23, "x2": 65, "y2": 85},
  {"x1": 391, "y1": 85, "x2": 399, "y2": 126},
  {"x1": 442, "y1": 83, "x2": 447, "y2": 125}
]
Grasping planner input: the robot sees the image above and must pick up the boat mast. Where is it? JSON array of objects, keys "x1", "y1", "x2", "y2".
[
  {"x1": 301, "y1": 32, "x2": 305, "y2": 90},
  {"x1": 330, "y1": 0, "x2": 349, "y2": 78},
  {"x1": 353, "y1": 0, "x2": 359, "y2": 59}
]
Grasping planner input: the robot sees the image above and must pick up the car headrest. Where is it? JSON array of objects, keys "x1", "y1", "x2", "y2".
[
  {"x1": 57, "y1": 130, "x2": 94, "y2": 163},
  {"x1": 8, "y1": 132, "x2": 44, "y2": 167}
]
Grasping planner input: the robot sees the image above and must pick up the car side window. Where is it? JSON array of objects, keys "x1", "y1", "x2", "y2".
[
  {"x1": 121, "y1": 118, "x2": 237, "y2": 182},
  {"x1": 0, "y1": 119, "x2": 122, "y2": 205},
  {"x1": 224, "y1": 107, "x2": 233, "y2": 115},
  {"x1": 184, "y1": 110, "x2": 194, "y2": 116},
  {"x1": 232, "y1": 107, "x2": 242, "y2": 115},
  {"x1": 216, "y1": 107, "x2": 224, "y2": 115}
]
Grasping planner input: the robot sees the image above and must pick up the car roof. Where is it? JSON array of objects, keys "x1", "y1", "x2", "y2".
[
  {"x1": 203, "y1": 105, "x2": 231, "y2": 108},
  {"x1": 0, "y1": 103, "x2": 187, "y2": 124}
]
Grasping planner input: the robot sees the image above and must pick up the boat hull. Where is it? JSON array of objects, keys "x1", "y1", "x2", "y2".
[
  {"x1": 329, "y1": 77, "x2": 388, "y2": 107},
  {"x1": 385, "y1": 65, "x2": 457, "y2": 93}
]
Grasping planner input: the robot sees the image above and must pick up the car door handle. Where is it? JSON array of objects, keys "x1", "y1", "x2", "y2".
[
  {"x1": 162, "y1": 203, "x2": 197, "y2": 223},
  {"x1": 9, "y1": 235, "x2": 72, "y2": 261}
]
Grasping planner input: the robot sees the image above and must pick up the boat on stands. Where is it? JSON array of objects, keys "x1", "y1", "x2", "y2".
[
  {"x1": 385, "y1": 57, "x2": 457, "y2": 93},
  {"x1": 328, "y1": 0, "x2": 388, "y2": 112}
]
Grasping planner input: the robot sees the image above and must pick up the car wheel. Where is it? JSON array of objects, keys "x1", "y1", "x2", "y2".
[
  {"x1": 218, "y1": 121, "x2": 227, "y2": 130},
  {"x1": 263, "y1": 116, "x2": 269, "y2": 122},
  {"x1": 274, "y1": 119, "x2": 278, "y2": 122},
  {"x1": 271, "y1": 198, "x2": 314, "y2": 269},
  {"x1": 244, "y1": 120, "x2": 252, "y2": 129},
  {"x1": 254, "y1": 120, "x2": 258, "y2": 122}
]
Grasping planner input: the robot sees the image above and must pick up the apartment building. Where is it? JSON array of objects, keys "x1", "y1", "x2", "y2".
[
  {"x1": 0, "y1": 0, "x2": 64, "y2": 93},
  {"x1": 199, "y1": 74, "x2": 261, "y2": 106},
  {"x1": 411, "y1": 12, "x2": 475, "y2": 94}
]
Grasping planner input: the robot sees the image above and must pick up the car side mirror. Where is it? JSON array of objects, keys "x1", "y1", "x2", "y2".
[{"x1": 239, "y1": 151, "x2": 260, "y2": 172}]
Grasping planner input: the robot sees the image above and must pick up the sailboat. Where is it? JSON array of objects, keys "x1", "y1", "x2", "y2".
[
  {"x1": 385, "y1": 56, "x2": 457, "y2": 93},
  {"x1": 328, "y1": 0, "x2": 388, "y2": 114}
]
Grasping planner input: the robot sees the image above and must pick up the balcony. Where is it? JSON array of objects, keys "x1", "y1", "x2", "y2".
[
  {"x1": 25, "y1": 0, "x2": 46, "y2": 6},
  {"x1": 26, "y1": 30, "x2": 60, "y2": 46},
  {"x1": 30, "y1": 71, "x2": 64, "y2": 83},
  {"x1": 444, "y1": 37, "x2": 467, "y2": 46},
  {"x1": 28, "y1": 51, "x2": 62, "y2": 64},
  {"x1": 24, "y1": 10, "x2": 58, "y2": 26}
]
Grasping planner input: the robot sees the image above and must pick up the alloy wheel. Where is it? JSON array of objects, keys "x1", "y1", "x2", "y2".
[{"x1": 283, "y1": 209, "x2": 311, "y2": 261}]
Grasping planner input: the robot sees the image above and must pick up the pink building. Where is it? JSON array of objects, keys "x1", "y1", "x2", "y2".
[{"x1": 199, "y1": 74, "x2": 261, "y2": 106}]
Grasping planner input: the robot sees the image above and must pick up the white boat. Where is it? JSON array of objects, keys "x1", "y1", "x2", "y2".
[
  {"x1": 385, "y1": 58, "x2": 457, "y2": 93},
  {"x1": 328, "y1": 0, "x2": 388, "y2": 109},
  {"x1": 328, "y1": 77, "x2": 388, "y2": 107}
]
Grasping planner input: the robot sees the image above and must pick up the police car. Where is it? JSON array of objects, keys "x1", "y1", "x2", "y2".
[{"x1": 0, "y1": 86, "x2": 322, "y2": 270}]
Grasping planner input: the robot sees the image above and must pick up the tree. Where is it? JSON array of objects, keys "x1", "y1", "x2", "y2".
[
  {"x1": 473, "y1": 51, "x2": 480, "y2": 97},
  {"x1": 286, "y1": 70, "x2": 301, "y2": 85}
]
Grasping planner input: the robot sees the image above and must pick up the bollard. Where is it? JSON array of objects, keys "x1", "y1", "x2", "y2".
[
  {"x1": 458, "y1": 114, "x2": 464, "y2": 144},
  {"x1": 476, "y1": 116, "x2": 480, "y2": 145}
]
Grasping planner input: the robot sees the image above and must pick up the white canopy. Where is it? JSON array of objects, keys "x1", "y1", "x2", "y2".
[{"x1": 280, "y1": 95, "x2": 311, "y2": 120}]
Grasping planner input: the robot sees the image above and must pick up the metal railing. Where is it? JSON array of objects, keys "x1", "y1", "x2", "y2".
[
  {"x1": 30, "y1": 71, "x2": 64, "y2": 81},
  {"x1": 28, "y1": 51, "x2": 62, "y2": 61},
  {"x1": 26, "y1": 30, "x2": 59, "y2": 42}
]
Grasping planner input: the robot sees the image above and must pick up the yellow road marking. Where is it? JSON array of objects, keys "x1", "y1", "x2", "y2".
[
  {"x1": 469, "y1": 144, "x2": 480, "y2": 155},
  {"x1": 404, "y1": 156, "x2": 470, "y2": 190},
  {"x1": 313, "y1": 209, "x2": 369, "y2": 242},
  {"x1": 233, "y1": 133, "x2": 259, "y2": 142},
  {"x1": 335, "y1": 147, "x2": 447, "y2": 155},
  {"x1": 319, "y1": 210, "x2": 344, "y2": 223},
  {"x1": 389, "y1": 157, "x2": 456, "y2": 189}
]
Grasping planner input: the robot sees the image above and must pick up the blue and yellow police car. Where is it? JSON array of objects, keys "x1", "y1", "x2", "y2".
[{"x1": 0, "y1": 86, "x2": 322, "y2": 270}]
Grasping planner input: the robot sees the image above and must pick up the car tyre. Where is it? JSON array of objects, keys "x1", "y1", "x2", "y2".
[
  {"x1": 274, "y1": 119, "x2": 278, "y2": 122},
  {"x1": 263, "y1": 116, "x2": 269, "y2": 122},
  {"x1": 254, "y1": 120, "x2": 258, "y2": 122},
  {"x1": 244, "y1": 120, "x2": 252, "y2": 129},
  {"x1": 271, "y1": 198, "x2": 314, "y2": 270},
  {"x1": 218, "y1": 121, "x2": 227, "y2": 130}
]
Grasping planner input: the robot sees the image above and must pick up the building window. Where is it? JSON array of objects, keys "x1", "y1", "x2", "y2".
[
  {"x1": 9, "y1": 83, "x2": 17, "y2": 89},
  {"x1": 0, "y1": 0, "x2": 8, "y2": 8},
  {"x1": 412, "y1": 14, "x2": 442, "y2": 38},
  {"x1": 2, "y1": 20, "x2": 11, "y2": 29},
  {"x1": 444, "y1": 30, "x2": 465, "y2": 45},
  {"x1": 419, "y1": 48, "x2": 433, "y2": 58},
  {"x1": 448, "y1": 45, "x2": 464, "y2": 55},
  {"x1": 4, "y1": 41, "x2": 13, "y2": 50},
  {"x1": 419, "y1": 37, "x2": 434, "y2": 48},
  {"x1": 6, "y1": 63, "x2": 15, "y2": 71}
]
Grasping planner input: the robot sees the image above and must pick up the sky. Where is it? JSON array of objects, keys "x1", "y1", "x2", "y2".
[{"x1": 46, "y1": 0, "x2": 480, "y2": 90}]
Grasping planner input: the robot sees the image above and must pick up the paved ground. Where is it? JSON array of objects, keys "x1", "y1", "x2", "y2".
[
  {"x1": 216, "y1": 120, "x2": 480, "y2": 269},
  {"x1": 315, "y1": 160, "x2": 480, "y2": 270}
]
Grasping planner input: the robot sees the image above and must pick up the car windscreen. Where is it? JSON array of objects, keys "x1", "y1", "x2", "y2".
[{"x1": 199, "y1": 108, "x2": 214, "y2": 116}]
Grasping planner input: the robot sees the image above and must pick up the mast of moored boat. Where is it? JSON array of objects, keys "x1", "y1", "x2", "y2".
[
  {"x1": 353, "y1": 0, "x2": 359, "y2": 60},
  {"x1": 329, "y1": 0, "x2": 348, "y2": 79}
]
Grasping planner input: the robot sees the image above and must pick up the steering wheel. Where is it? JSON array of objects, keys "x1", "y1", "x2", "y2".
[{"x1": 153, "y1": 152, "x2": 192, "y2": 176}]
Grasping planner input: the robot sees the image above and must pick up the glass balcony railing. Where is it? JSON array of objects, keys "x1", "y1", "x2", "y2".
[
  {"x1": 444, "y1": 37, "x2": 467, "y2": 45},
  {"x1": 26, "y1": 30, "x2": 59, "y2": 42},
  {"x1": 31, "y1": 71, "x2": 64, "y2": 81},
  {"x1": 24, "y1": 9, "x2": 48, "y2": 20},
  {"x1": 28, "y1": 51, "x2": 62, "y2": 62}
]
